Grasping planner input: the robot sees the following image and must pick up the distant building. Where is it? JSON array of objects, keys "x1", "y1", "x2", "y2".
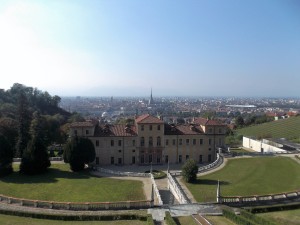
[
  {"x1": 69, "y1": 114, "x2": 226, "y2": 166},
  {"x1": 148, "y1": 88, "x2": 154, "y2": 106}
]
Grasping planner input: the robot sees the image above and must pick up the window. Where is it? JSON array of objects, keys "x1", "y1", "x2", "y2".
[
  {"x1": 111, "y1": 140, "x2": 114, "y2": 147},
  {"x1": 209, "y1": 128, "x2": 213, "y2": 133},
  {"x1": 209, "y1": 148, "x2": 211, "y2": 151},
  {"x1": 157, "y1": 136, "x2": 161, "y2": 146},
  {"x1": 149, "y1": 125, "x2": 152, "y2": 131},
  {"x1": 219, "y1": 138, "x2": 222, "y2": 145},
  {"x1": 209, "y1": 139, "x2": 212, "y2": 145},
  {"x1": 132, "y1": 149, "x2": 135, "y2": 153},
  {"x1": 179, "y1": 139, "x2": 182, "y2": 145},
  {"x1": 118, "y1": 158, "x2": 122, "y2": 164},
  {"x1": 157, "y1": 125, "x2": 160, "y2": 130},
  {"x1": 118, "y1": 150, "x2": 122, "y2": 153},
  {"x1": 193, "y1": 139, "x2": 196, "y2": 145},
  {"x1": 173, "y1": 139, "x2": 176, "y2": 145},
  {"x1": 166, "y1": 139, "x2": 169, "y2": 146},
  {"x1": 86, "y1": 130, "x2": 89, "y2": 135},
  {"x1": 141, "y1": 155, "x2": 144, "y2": 163},
  {"x1": 219, "y1": 128, "x2": 222, "y2": 133},
  {"x1": 199, "y1": 155, "x2": 203, "y2": 163},
  {"x1": 165, "y1": 155, "x2": 169, "y2": 163},
  {"x1": 186, "y1": 155, "x2": 189, "y2": 160},
  {"x1": 111, "y1": 157, "x2": 114, "y2": 164},
  {"x1": 132, "y1": 140, "x2": 135, "y2": 146},
  {"x1": 149, "y1": 155, "x2": 152, "y2": 163},
  {"x1": 140, "y1": 137, "x2": 145, "y2": 147},
  {"x1": 179, "y1": 155, "x2": 182, "y2": 163},
  {"x1": 96, "y1": 140, "x2": 99, "y2": 147},
  {"x1": 132, "y1": 156, "x2": 135, "y2": 164},
  {"x1": 74, "y1": 130, "x2": 77, "y2": 135},
  {"x1": 149, "y1": 137, "x2": 153, "y2": 147},
  {"x1": 118, "y1": 140, "x2": 122, "y2": 146},
  {"x1": 157, "y1": 156, "x2": 160, "y2": 163},
  {"x1": 200, "y1": 139, "x2": 203, "y2": 145},
  {"x1": 141, "y1": 125, "x2": 144, "y2": 131},
  {"x1": 186, "y1": 139, "x2": 190, "y2": 145},
  {"x1": 96, "y1": 157, "x2": 99, "y2": 165},
  {"x1": 208, "y1": 154, "x2": 212, "y2": 162}
]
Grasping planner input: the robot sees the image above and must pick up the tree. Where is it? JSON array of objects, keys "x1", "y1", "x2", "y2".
[
  {"x1": 182, "y1": 159, "x2": 198, "y2": 183},
  {"x1": 0, "y1": 135, "x2": 13, "y2": 177},
  {"x1": 15, "y1": 92, "x2": 31, "y2": 157},
  {"x1": 19, "y1": 112, "x2": 50, "y2": 175},
  {"x1": 235, "y1": 115, "x2": 244, "y2": 128},
  {"x1": 64, "y1": 137, "x2": 95, "y2": 172}
]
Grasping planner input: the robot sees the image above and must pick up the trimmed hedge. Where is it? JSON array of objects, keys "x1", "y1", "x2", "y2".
[
  {"x1": 0, "y1": 208, "x2": 149, "y2": 221},
  {"x1": 223, "y1": 208, "x2": 257, "y2": 225},
  {"x1": 145, "y1": 170, "x2": 167, "y2": 179},
  {"x1": 240, "y1": 210, "x2": 276, "y2": 225},
  {"x1": 247, "y1": 202, "x2": 300, "y2": 214},
  {"x1": 147, "y1": 214, "x2": 155, "y2": 225},
  {"x1": 165, "y1": 211, "x2": 177, "y2": 225}
]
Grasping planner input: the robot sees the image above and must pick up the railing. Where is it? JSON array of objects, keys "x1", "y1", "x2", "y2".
[
  {"x1": 220, "y1": 189, "x2": 300, "y2": 204},
  {"x1": 198, "y1": 153, "x2": 223, "y2": 173},
  {"x1": 150, "y1": 174, "x2": 163, "y2": 206},
  {"x1": 13, "y1": 157, "x2": 63, "y2": 162},
  {"x1": 167, "y1": 172, "x2": 189, "y2": 204},
  {"x1": 94, "y1": 167, "x2": 151, "y2": 177},
  {"x1": 0, "y1": 194, "x2": 152, "y2": 210}
]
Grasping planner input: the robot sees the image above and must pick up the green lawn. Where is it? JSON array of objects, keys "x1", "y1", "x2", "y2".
[
  {"x1": 205, "y1": 216, "x2": 237, "y2": 225},
  {"x1": 0, "y1": 164, "x2": 145, "y2": 202},
  {"x1": 237, "y1": 116, "x2": 300, "y2": 141},
  {"x1": 174, "y1": 216, "x2": 198, "y2": 225},
  {"x1": 258, "y1": 209, "x2": 300, "y2": 225},
  {"x1": 0, "y1": 214, "x2": 146, "y2": 225},
  {"x1": 185, "y1": 157, "x2": 300, "y2": 202}
]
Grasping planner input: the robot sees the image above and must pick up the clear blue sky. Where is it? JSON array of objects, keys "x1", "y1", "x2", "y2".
[{"x1": 0, "y1": 0, "x2": 299, "y2": 97}]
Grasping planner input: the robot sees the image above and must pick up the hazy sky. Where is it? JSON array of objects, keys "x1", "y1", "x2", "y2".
[{"x1": 0, "y1": 0, "x2": 299, "y2": 97}]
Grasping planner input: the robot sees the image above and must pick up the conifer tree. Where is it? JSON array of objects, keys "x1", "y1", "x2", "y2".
[
  {"x1": 20, "y1": 112, "x2": 50, "y2": 174},
  {"x1": 0, "y1": 135, "x2": 13, "y2": 176}
]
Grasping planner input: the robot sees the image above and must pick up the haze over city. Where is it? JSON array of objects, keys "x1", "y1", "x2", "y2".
[{"x1": 1, "y1": 0, "x2": 299, "y2": 97}]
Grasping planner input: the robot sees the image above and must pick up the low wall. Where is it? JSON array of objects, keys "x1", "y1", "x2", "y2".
[
  {"x1": 220, "y1": 190, "x2": 300, "y2": 205},
  {"x1": 0, "y1": 194, "x2": 152, "y2": 210},
  {"x1": 94, "y1": 167, "x2": 150, "y2": 177},
  {"x1": 243, "y1": 137, "x2": 287, "y2": 153},
  {"x1": 150, "y1": 174, "x2": 163, "y2": 206},
  {"x1": 167, "y1": 173, "x2": 189, "y2": 204}
]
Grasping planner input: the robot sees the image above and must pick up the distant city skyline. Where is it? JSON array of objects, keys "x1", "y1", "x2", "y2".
[{"x1": 1, "y1": 0, "x2": 300, "y2": 97}]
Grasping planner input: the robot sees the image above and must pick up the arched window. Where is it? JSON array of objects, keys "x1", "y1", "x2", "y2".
[
  {"x1": 157, "y1": 136, "x2": 161, "y2": 146},
  {"x1": 149, "y1": 137, "x2": 153, "y2": 147},
  {"x1": 140, "y1": 137, "x2": 145, "y2": 147}
]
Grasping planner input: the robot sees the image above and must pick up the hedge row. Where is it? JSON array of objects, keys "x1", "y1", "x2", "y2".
[
  {"x1": 223, "y1": 208, "x2": 257, "y2": 225},
  {"x1": 240, "y1": 210, "x2": 276, "y2": 225},
  {"x1": 147, "y1": 214, "x2": 155, "y2": 225},
  {"x1": 0, "y1": 208, "x2": 150, "y2": 221},
  {"x1": 247, "y1": 202, "x2": 300, "y2": 214},
  {"x1": 165, "y1": 211, "x2": 177, "y2": 225}
]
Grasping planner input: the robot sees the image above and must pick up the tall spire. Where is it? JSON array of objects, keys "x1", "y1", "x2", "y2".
[{"x1": 149, "y1": 88, "x2": 154, "y2": 105}]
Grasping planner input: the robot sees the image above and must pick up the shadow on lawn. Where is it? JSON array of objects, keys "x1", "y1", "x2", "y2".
[
  {"x1": 0, "y1": 168, "x2": 96, "y2": 184},
  {"x1": 191, "y1": 179, "x2": 230, "y2": 186}
]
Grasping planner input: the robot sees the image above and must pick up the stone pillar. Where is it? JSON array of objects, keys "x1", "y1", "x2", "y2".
[
  {"x1": 216, "y1": 180, "x2": 221, "y2": 203},
  {"x1": 150, "y1": 184, "x2": 154, "y2": 207}
]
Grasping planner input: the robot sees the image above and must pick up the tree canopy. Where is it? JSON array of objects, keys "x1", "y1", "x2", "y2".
[
  {"x1": 182, "y1": 159, "x2": 198, "y2": 183},
  {"x1": 63, "y1": 137, "x2": 95, "y2": 172}
]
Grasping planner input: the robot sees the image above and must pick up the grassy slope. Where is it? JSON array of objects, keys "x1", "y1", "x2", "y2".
[
  {"x1": 174, "y1": 216, "x2": 198, "y2": 225},
  {"x1": 185, "y1": 157, "x2": 300, "y2": 202},
  {"x1": 0, "y1": 164, "x2": 145, "y2": 202},
  {"x1": 205, "y1": 216, "x2": 237, "y2": 225},
  {"x1": 237, "y1": 116, "x2": 300, "y2": 140},
  {"x1": 0, "y1": 214, "x2": 146, "y2": 225},
  {"x1": 259, "y1": 209, "x2": 300, "y2": 225}
]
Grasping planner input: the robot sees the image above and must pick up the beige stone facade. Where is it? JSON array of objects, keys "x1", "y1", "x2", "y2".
[{"x1": 69, "y1": 114, "x2": 226, "y2": 166}]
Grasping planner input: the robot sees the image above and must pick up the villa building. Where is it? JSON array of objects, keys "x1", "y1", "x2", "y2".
[{"x1": 69, "y1": 114, "x2": 226, "y2": 166}]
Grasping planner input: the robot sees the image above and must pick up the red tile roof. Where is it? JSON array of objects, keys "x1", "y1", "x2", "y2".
[
  {"x1": 135, "y1": 114, "x2": 164, "y2": 124},
  {"x1": 193, "y1": 117, "x2": 225, "y2": 126},
  {"x1": 164, "y1": 124, "x2": 204, "y2": 135},
  {"x1": 94, "y1": 124, "x2": 137, "y2": 137}
]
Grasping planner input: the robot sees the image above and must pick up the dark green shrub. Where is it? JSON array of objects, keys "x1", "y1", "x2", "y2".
[
  {"x1": 223, "y1": 208, "x2": 257, "y2": 225},
  {"x1": 182, "y1": 159, "x2": 198, "y2": 183},
  {"x1": 165, "y1": 211, "x2": 177, "y2": 225}
]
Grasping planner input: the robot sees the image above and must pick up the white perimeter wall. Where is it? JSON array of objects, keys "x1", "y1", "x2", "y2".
[{"x1": 243, "y1": 137, "x2": 287, "y2": 153}]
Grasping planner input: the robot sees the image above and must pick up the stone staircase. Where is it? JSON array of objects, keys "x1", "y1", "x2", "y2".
[{"x1": 155, "y1": 177, "x2": 179, "y2": 205}]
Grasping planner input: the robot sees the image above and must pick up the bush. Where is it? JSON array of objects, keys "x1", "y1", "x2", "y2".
[
  {"x1": 145, "y1": 170, "x2": 167, "y2": 179},
  {"x1": 223, "y1": 208, "x2": 256, "y2": 225},
  {"x1": 240, "y1": 209, "x2": 276, "y2": 225},
  {"x1": 182, "y1": 159, "x2": 198, "y2": 183},
  {"x1": 165, "y1": 211, "x2": 177, "y2": 225},
  {"x1": 0, "y1": 208, "x2": 148, "y2": 221}
]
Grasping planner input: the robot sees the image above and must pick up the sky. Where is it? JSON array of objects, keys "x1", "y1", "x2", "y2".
[{"x1": 0, "y1": 0, "x2": 299, "y2": 97}]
